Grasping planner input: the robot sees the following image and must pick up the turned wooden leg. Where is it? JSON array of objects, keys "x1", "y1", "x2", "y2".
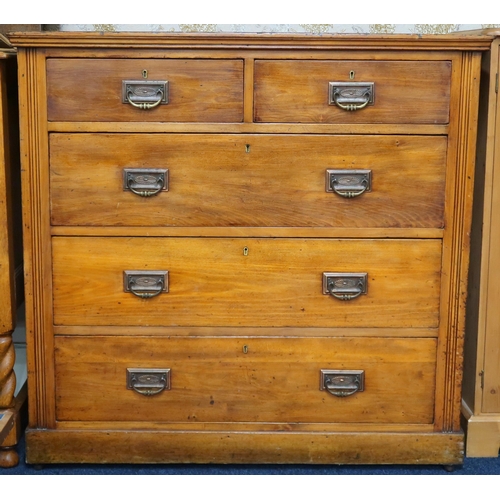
[
  {"x1": 0, "y1": 332, "x2": 18, "y2": 469},
  {"x1": 0, "y1": 409, "x2": 18, "y2": 468},
  {"x1": 0, "y1": 333, "x2": 16, "y2": 409},
  {"x1": 0, "y1": 446, "x2": 19, "y2": 467}
]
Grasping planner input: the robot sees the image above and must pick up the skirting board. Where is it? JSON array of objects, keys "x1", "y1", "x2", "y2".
[{"x1": 462, "y1": 399, "x2": 500, "y2": 457}]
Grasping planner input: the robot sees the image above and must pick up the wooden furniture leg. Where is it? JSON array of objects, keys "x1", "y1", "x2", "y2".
[
  {"x1": 0, "y1": 332, "x2": 17, "y2": 467},
  {"x1": 0, "y1": 32, "x2": 26, "y2": 469},
  {"x1": 0, "y1": 384, "x2": 27, "y2": 467}
]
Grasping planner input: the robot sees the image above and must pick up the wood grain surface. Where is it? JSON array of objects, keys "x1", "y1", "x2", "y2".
[
  {"x1": 25, "y1": 429, "x2": 464, "y2": 465},
  {"x1": 46, "y1": 58, "x2": 244, "y2": 122},
  {"x1": 52, "y1": 237, "x2": 442, "y2": 328},
  {"x1": 14, "y1": 33, "x2": 485, "y2": 465},
  {"x1": 54, "y1": 336, "x2": 437, "y2": 424},
  {"x1": 254, "y1": 60, "x2": 451, "y2": 124},
  {"x1": 49, "y1": 133, "x2": 447, "y2": 228}
]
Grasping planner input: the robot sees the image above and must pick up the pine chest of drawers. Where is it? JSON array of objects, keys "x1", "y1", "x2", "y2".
[{"x1": 10, "y1": 32, "x2": 491, "y2": 465}]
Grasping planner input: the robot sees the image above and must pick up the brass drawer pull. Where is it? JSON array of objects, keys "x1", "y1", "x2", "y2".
[
  {"x1": 124, "y1": 270, "x2": 168, "y2": 299},
  {"x1": 323, "y1": 272, "x2": 367, "y2": 301},
  {"x1": 127, "y1": 91, "x2": 163, "y2": 109},
  {"x1": 123, "y1": 168, "x2": 168, "y2": 197},
  {"x1": 122, "y1": 80, "x2": 169, "y2": 110},
  {"x1": 329, "y1": 82, "x2": 374, "y2": 111},
  {"x1": 127, "y1": 368, "x2": 171, "y2": 396},
  {"x1": 326, "y1": 169, "x2": 372, "y2": 198},
  {"x1": 320, "y1": 370, "x2": 364, "y2": 397}
]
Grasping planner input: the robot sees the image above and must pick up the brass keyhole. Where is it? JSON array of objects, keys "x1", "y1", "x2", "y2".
[
  {"x1": 243, "y1": 247, "x2": 249, "y2": 256},
  {"x1": 142, "y1": 69, "x2": 148, "y2": 79},
  {"x1": 245, "y1": 144, "x2": 251, "y2": 153},
  {"x1": 243, "y1": 345, "x2": 249, "y2": 354},
  {"x1": 349, "y1": 70, "x2": 355, "y2": 80}
]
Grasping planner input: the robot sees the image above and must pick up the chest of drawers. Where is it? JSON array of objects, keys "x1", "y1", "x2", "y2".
[{"x1": 10, "y1": 31, "x2": 490, "y2": 465}]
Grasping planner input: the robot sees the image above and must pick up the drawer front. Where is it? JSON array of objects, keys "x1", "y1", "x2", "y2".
[
  {"x1": 54, "y1": 336, "x2": 437, "y2": 424},
  {"x1": 49, "y1": 134, "x2": 447, "y2": 228},
  {"x1": 52, "y1": 237, "x2": 442, "y2": 328},
  {"x1": 46, "y1": 59, "x2": 244, "y2": 122},
  {"x1": 254, "y1": 60, "x2": 451, "y2": 124}
]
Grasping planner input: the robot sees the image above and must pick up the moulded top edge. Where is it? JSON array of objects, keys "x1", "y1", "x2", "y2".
[
  {"x1": 6, "y1": 31, "x2": 495, "y2": 51},
  {"x1": 0, "y1": 32, "x2": 15, "y2": 51}
]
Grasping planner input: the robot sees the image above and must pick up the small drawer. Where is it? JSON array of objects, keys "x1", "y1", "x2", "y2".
[
  {"x1": 49, "y1": 133, "x2": 447, "y2": 228},
  {"x1": 52, "y1": 237, "x2": 442, "y2": 328},
  {"x1": 254, "y1": 60, "x2": 451, "y2": 124},
  {"x1": 46, "y1": 58, "x2": 244, "y2": 122},
  {"x1": 54, "y1": 336, "x2": 437, "y2": 424}
]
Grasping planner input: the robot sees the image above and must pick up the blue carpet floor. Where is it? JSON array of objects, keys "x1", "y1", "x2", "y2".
[{"x1": 1, "y1": 435, "x2": 499, "y2": 475}]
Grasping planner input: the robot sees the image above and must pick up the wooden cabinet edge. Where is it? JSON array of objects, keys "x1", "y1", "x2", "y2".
[{"x1": 25, "y1": 429, "x2": 464, "y2": 465}]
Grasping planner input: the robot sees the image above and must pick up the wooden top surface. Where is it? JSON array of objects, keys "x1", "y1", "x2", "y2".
[
  {"x1": 0, "y1": 33, "x2": 15, "y2": 57},
  {"x1": 6, "y1": 31, "x2": 494, "y2": 50}
]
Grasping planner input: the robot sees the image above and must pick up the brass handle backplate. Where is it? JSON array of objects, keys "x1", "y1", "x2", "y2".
[
  {"x1": 124, "y1": 270, "x2": 168, "y2": 299},
  {"x1": 323, "y1": 272, "x2": 367, "y2": 301},
  {"x1": 122, "y1": 80, "x2": 169, "y2": 109},
  {"x1": 320, "y1": 370, "x2": 364, "y2": 397},
  {"x1": 329, "y1": 82, "x2": 374, "y2": 111},
  {"x1": 326, "y1": 169, "x2": 372, "y2": 198},
  {"x1": 123, "y1": 168, "x2": 168, "y2": 197},
  {"x1": 127, "y1": 368, "x2": 171, "y2": 396}
]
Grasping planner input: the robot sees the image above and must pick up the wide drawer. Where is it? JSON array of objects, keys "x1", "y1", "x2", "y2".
[
  {"x1": 52, "y1": 237, "x2": 442, "y2": 328},
  {"x1": 49, "y1": 134, "x2": 447, "y2": 228},
  {"x1": 46, "y1": 59, "x2": 244, "y2": 122},
  {"x1": 54, "y1": 336, "x2": 437, "y2": 424},
  {"x1": 254, "y1": 60, "x2": 451, "y2": 124}
]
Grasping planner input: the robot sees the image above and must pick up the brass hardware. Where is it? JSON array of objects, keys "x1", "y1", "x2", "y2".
[
  {"x1": 127, "y1": 91, "x2": 163, "y2": 109},
  {"x1": 245, "y1": 144, "x2": 251, "y2": 153},
  {"x1": 122, "y1": 80, "x2": 168, "y2": 109},
  {"x1": 323, "y1": 272, "x2": 367, "y2": 301},
  {"x1": 479, "y1": 370, "x2": 485, "y2": 389},
  {"x1": 243, "y1": 345, "x2": 249, "y2": 354},
  {"x1": 349, "y1": 70, "x2": 355, "y2": 80},
  {"x1": 123, "y1": 168, "x2": 168, "y2": 197},
  {"x1": 142, "y1": 69, "x2": 148, "y2": 79},
  {"x1": 326, "y1": 169, "x2": 372, "y2": 198},
  {"x1": 320, "y1": 370, "x2": 364, "y2": 397},
  {"x1": 329, "y1": 82, "x2": 374, "y2": 111},
  {"x1": 243, "y1": 247, "x2": 249, "y2": 256},
  {"x1": 124, "y1": 270, "x2": 168, "y2": 299},
  {"x1": 127, "y1": 368, "x2": 170, "y2": 396}
]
